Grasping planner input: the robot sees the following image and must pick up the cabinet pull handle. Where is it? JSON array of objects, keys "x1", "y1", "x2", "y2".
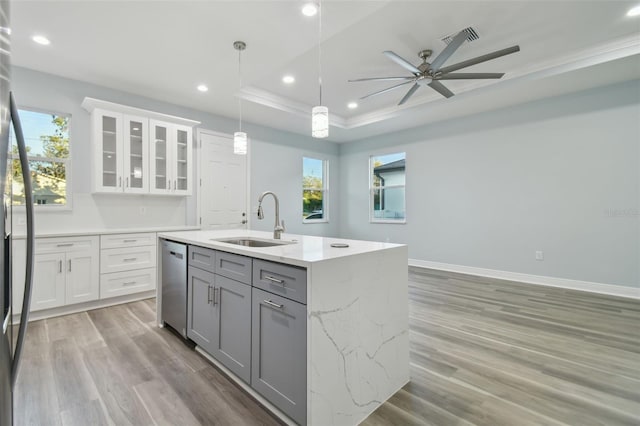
[
  {"x1": 263, "y1": 300, "x2": 283, "y2": 309},
  {"x1": 123, "y1": 239, "x2": 137, "y2": 243},
  {"x1": 207, "y1": 286, "x2": 212, "y2": 304},
  {"x1": 212, "y1": 287, "x2": 218, "y2": 305},
  {"x1": 174, "y1": 180, "x2": 176, "y2": 190},
  {"x1": 56, "y1": 243, "x2": 73, "y2": 247},
  {"x1": 264, "y1": 275, "x2": 284, "y2": 285},
  {"x1": 118, "y1": 176, "x2": 122, "y2": 187},
  {"x1": 123, "y1": 281, "x2": 136, "y2": 286},
  {"x1": 58, "y1": 260, "x2": 62, "y2": 273},
  {"x1": 126, "y1": 177, "x2": 129, "y2": 188},
  {"x1": 68, "y1": 259, "x2": 71, "y2": 272},
  {"x1": 123, "y1": 257, "x2": 137, "y2": 262}
]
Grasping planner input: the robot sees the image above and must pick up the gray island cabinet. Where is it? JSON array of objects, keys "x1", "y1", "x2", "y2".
[{"x1": 157, "y1": 230, "x2": 409, "y2": 426}]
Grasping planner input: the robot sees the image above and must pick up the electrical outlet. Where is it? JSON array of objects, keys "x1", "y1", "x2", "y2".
[
  {"x1": 139, "y1": 206, "x2": 146, "y2": 215},
  {"x1": 535, "y1": 250, "x2": 544, "y2": 261}
]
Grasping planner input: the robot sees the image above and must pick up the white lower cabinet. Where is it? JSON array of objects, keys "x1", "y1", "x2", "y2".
[
  {"x1": 19, "y1": 236, "x2": 100, "y2": 313},
  {"x1": 99, "y1": 232, "x2": 156, "y2": 299}
]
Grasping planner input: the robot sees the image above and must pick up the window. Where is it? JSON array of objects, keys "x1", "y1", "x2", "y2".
[
  {"x1": 10, "y1": 109, "x2": 71, "y2": 207},
  {"x1": 302, "y1": 157, "x2": 328, "y2": 222},
  {"x1": 370, "y1": 152, "x2": 405, "y2": 223}
]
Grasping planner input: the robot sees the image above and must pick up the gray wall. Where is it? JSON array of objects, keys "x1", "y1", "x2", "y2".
[
  {"x1": 12, "y1": 67, "x2": 339, "y2": 235},
  {"x1": 338, "y1": 80, "x2": 640, "y2": 288}
]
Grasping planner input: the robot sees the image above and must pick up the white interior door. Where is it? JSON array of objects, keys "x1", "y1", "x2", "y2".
[{"x1": 199, "y1": 131, "x2": 248, "y2": 230}]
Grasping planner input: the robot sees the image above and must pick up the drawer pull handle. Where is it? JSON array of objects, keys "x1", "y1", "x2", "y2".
[
  {"x1": 123, "y1": 239, "x2": 137, "y2": 243},
  {"x1": 263, "y1": 300, "x2": 283, "y2": 309},
  {"x1": 264, "y1": 275, "x2": 284, "y2": 285},
  {"x1": 123, "y1": 258, "x2": 137, "y2": 262},
  {"x1": 58, "y1": 260, "x2": 62, "y2": 273},
  {"x1": 123, "y1": 281, "x2": 137, "y2": 286},
  {"x1": 56, "y1": 243, "x2": 73, "y2": 247},
  {"x1": 207, "y1": 286, "x2": 212, "y2": 304},
  {"x1": 212, "y1": 287, "x2": 218, "y2": 305}
]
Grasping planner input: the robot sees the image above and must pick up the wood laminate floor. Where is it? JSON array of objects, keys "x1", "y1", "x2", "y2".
[{"x1": 13, "y1": 267, "x2": 640, "y2": 426}]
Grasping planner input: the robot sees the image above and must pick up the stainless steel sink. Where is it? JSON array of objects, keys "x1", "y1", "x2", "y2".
[{"x1": 213, "y1": 237, "x2": 295, "y2": 248}]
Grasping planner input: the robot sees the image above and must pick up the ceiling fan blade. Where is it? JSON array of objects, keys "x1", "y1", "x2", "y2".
[
  {"x1": 398, "y1": 83, "x2": 420, "y2": 105},
  {"x1": 437, "y1": 72, "x2": 504, "y2": 80},
  {"x1": 438, "y1": 45, "x2": 520, "y2": 74},
  {"x1": 348, "y1": 77, "x2": 415, "y2": 82},
  {"x1": 360, "y1": 80, "x2": 414, "y2": 100},
  {"x1": 428, "y1": 80, "x2": 454, "y2": 98},
  {"x1": 383, "y1": 51, "x2": 421, "y2": 74},
  {"x1": 429, "y1": 30, "x2": 469, "y2": 71}
]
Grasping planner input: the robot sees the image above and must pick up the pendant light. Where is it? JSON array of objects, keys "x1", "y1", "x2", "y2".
[
  {"x1": 233, "y1": 40, "x2": 248, "y2": 155},
  {"x1": 311, "y1": 1, "x2": 328, "y2": 138}
]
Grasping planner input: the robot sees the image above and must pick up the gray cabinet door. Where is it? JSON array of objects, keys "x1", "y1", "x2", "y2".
[
  {"x1": 187, "y1": 267, "x2": 215, "y2": 354},
  {"x1": 212, "y1": 275, "x2": 251, "y2": 383},
  {"x1": 251, "y1": 288, "x2": 307, "y2": 425}
]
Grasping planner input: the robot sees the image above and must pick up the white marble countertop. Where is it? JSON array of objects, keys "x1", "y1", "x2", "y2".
[
  {"x1": 13, "y1": 225, "x2": 201, "y2": 239},
  {"x1": 158, "y1": 229, "x2": 404, "y2": 267}
]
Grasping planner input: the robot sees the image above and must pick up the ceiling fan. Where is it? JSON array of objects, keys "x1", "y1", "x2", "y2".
[{"x1": 349, "y1": 30, "x2": 520, "y2": 105}]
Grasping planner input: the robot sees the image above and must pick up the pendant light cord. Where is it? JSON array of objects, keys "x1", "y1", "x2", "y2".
[
  {"x1": 318, "y1": 0, "x2": 322, "y2": 106},
  {"x1": 238, "y1": 47, "x2": 243, "y2": 132}
]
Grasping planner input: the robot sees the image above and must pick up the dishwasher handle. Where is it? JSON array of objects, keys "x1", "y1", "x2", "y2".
[{"x1": 168, "y1": 251, "x2": 183, "y2": 260}]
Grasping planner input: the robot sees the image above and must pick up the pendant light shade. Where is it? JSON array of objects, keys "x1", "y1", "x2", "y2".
[
  {"x1": 233, "y1": 131, "x2": 247, "y2": 155},
  {"x1": 312, "y1": 0, "x2": 328, "y2": 139},
  {"x1": 234, "y1": 40, "x2": 248, "y2": 155},
  {"x1": 311, "y1": 106, "x2": 328, "y2": 138}
]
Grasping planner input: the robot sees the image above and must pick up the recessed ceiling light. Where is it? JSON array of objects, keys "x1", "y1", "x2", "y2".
[
  {"x1": 197, "y1": 84, "x2": 209, "y2": 92},
  {"x1": 32, "y1": 35, "x2": 50, "y2": 46},
  {"x1": 282, "y1": 75, "x2": 295, "y2": 84},
  {"x1": 302, "y1": 2, "x2": 318, "y2": 17},
  {"x1": 347, "y1": 102, "x2": 358, "y2": 109},
  {"x1": 627, "y1": 5, "x2": 640, "y2": 16}
]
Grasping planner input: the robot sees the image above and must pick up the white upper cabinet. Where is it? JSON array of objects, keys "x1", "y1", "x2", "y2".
[
  {"x1": 149, "y1": 120, "x2": 193, "y2": 195},
  {"x1": 82, "y1": 98, "x2": 199, "y2": 196}
]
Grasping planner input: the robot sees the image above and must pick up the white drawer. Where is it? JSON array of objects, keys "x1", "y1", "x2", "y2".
[
  {"x1": 100, "y1": 268, "x2": 156, "y2": 299},
  {"x1": 36, "y1": 236, "x2": 98, "y2": 254},
  {"x1": 100, "y1": 245, "x2": 156, "y2": 274},
  {"x1": 101, "y1": 233, "x2": 156, "y2": 249}
]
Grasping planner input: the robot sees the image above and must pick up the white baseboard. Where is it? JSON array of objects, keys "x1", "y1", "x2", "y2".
[{"x1": 408, "y1": 259, "x2": 639, "y2": 300}]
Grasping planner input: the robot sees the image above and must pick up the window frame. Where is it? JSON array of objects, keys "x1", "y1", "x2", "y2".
[
  {"x1": 369, "y1": 152, "x2": 406, "y2": 224},
  {"x1": 302, "y1": 156, "x2": 329, "y2": 224},
  {"x1": 9, "y1": 106, "x2": 73, "y2": 211}
]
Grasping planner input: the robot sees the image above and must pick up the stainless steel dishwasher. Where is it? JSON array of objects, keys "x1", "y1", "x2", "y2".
[{"x1": 161, "y1": 239, "x2": 187, "y2": 338}]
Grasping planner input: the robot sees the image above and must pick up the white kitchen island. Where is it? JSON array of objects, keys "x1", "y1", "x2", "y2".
[{"x1": 156, "y1": 230, "x2": 409, "y2": 426}]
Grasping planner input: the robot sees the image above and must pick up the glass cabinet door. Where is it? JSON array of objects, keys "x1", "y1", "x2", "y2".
[
  {"x1": 174, "y1": 127, "x2": 190, "y2": 192},
  {"x1": 97, "y1": 111, "x2": 122, "y2": 192},
  {"x1": 123, "y1": 116, "x2": 148, "y2": 193},
  {"x1": 150, "y1": 121, "x2": 169, "y2": 193}
]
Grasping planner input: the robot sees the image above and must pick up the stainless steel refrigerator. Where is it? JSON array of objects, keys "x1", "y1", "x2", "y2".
[{"x1": 0, "y1": 1, "x2": 35, "y2": 425}]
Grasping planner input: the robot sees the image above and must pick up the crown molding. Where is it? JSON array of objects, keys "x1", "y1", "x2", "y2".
[{"x1": 240, "y1": 34, "x2": 640, "y2": 131}]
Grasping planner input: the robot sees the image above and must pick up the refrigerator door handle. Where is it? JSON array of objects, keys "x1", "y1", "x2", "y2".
[{"x1": 9, "y1": 92, "x2": 35, "y2": 387}]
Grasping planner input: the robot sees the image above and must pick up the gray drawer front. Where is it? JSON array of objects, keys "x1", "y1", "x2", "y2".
[
  {"x1": 253, "y1": 260, "x2": 307, "y2": 304},
  {"x1": 188, "y1": 245, "x2": 216, "y2": 272},
  {"x1": 251, "y1": 288, "x2": 307, "y2": 425},
  {"x1": 216, "y1": 251, "x2": 252, "y2": 285}
]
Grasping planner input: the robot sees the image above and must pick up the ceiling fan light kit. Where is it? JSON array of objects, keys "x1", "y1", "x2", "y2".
[
  {"x1": 349, "y1": 28, "x2": 520, "y2": 106},
  {"x1": 233, "y1": 40, "x2": 248, "y2": 155}
]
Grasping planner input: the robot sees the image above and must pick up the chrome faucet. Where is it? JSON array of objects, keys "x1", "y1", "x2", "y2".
[{"x1": 257, "y1": 191, "x2": 285, "y2": 239}]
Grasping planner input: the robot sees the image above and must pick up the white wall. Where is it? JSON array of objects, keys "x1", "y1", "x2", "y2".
[
  {"x1": 12, "y1": 67, "x2": 339, "y2": 235},
  {"x1": 338, "y1": 81, "x2": 640, "y2": 288}
]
